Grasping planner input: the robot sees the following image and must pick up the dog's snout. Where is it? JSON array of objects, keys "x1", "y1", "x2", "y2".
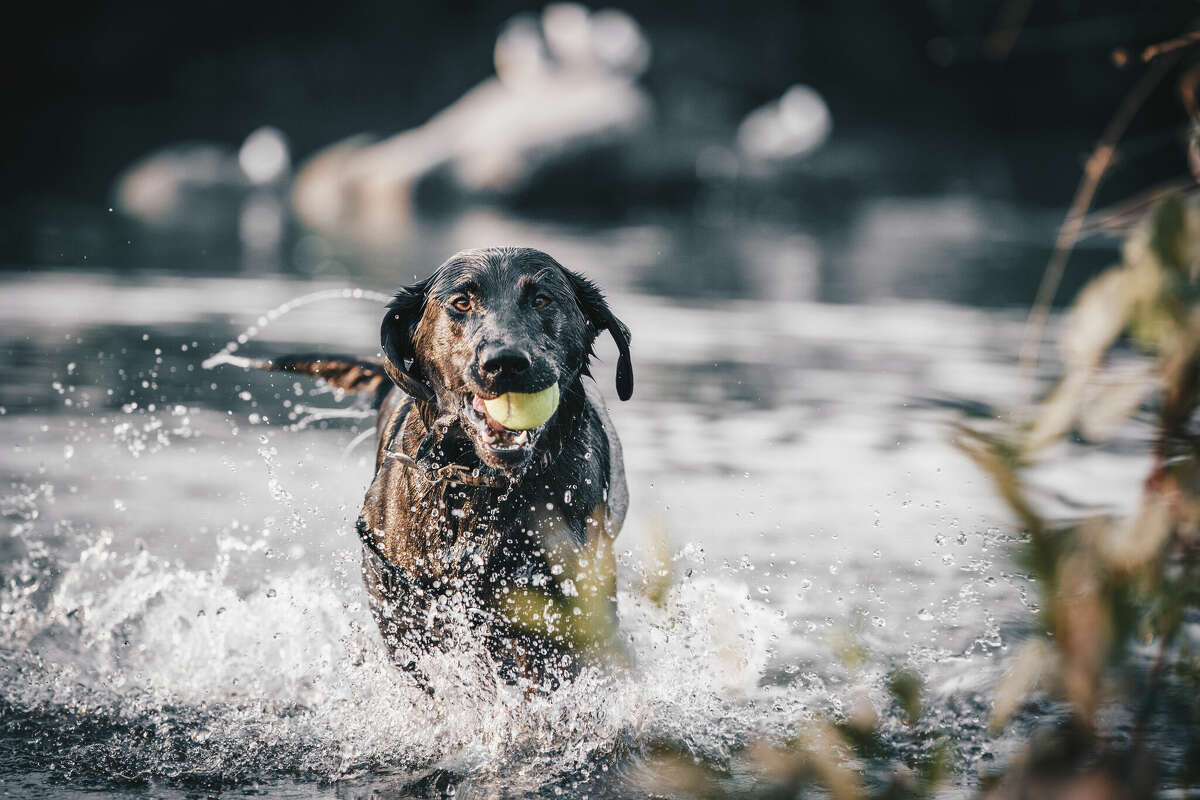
[{"x1": 479, "y1": 346, "x2": 531, "y2": 377}]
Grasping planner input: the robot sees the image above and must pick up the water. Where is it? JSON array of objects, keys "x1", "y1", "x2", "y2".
[{"x1": 0, "y1": 206, "x2": 1149, "y2": 797}]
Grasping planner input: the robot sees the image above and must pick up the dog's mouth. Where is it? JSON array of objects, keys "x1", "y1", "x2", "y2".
[{"x1": 461, "y1": 391, "x2": 553, "y2": 464}]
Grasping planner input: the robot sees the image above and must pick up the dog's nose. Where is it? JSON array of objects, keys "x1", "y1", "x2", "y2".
[{"x1": 479, "y1": 346, "x2": 531, "y2": 377}]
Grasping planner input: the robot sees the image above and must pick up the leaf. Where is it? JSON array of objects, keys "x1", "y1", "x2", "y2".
[
  {"x1": 1024, "y1": 371, "x2": 1089, "y2": 456},
  {"x1": 846, "y1": 691, "x2": 878, "y2": 735},
  {"x1": 1054, "y1": 552, "x2": 1112, "y2": 725},
  {"x1": 990, "y1": 640, "x2": 1054, "y2": 731},
  {"x1": 1077, "y1": 369, "x2": 1156, "y2": 442},
  {"x1": 638, "y1": 749, "x2": 728, "y2": 799},
  {"x1": 1059, "y1": 267, "x2": 1135, "y2": 370},
  {"x1": 1149, "y1": 191, "x2": 1187, "y2": 272},
  {"x1": 1127, "y1": 301, "x2": 1176, "y2": 350},
  {"x1": 953, "y1": 425, "x2": 1044, "y2": 535},
  {"x1": 914, "y1": 736, "x2": 954, "y2": 789},
  {"x1": 1101, "y1": 494, "x2": 1172, "y2": 573},
  {"x1": 887, "y1": 667, "x2": 923, "y2": 727},
  {"x1": 795, "y1": 722, "x2": 866, "y2": 800}
]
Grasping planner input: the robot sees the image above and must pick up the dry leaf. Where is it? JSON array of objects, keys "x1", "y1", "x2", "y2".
[
  {"x1": 1024, "y1": 371, "x2": 1089, "y2": 456},
  {"x1": 1102, "y1": 494, "x2": 1172, "y2": 572},
  {"x1": 1077, "y1": 369, "x2": 1156, "y2": 441},
  {"x1": 990, "y1": 640, "x2": 1054, "y2": 731},
  {"x1": 1059, "y1": 267, "x2": 1135, "y2": 370}
]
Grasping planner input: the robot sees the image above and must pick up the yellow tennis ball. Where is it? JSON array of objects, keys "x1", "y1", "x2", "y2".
[{"x1": 482, "y1": 383, "x2": 560, "y2": 430}]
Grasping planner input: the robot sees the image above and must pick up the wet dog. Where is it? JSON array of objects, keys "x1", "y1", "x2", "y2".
[{"x1": 255, "y1": 248, "x2": 632, "y2": 685}]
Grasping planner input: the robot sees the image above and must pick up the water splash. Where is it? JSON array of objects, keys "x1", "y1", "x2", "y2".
[
  {"x1": 200, "y1": 287, "x2": 391, "y2": 438},
  {"x1": 200, "y1": 286, "x2": 393, "y2": 371},
  {"x1": 0, "y1": 281, "x2": 1037, "y2": 794},
  {"x1": 0, "y1": 498, "x2": 801, "y2": 794}
]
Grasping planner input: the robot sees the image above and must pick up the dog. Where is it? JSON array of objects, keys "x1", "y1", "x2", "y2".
[{"x1": 254, "y1": 247, "x2": 632, "y2": 686}]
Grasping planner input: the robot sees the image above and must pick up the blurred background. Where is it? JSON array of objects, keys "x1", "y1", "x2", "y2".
[
  {"x1": 1, "y1": 0, "x2": 1193, "y2": 302},
  {"x1": 1, "y1": 2, "x2": 1198, "y2": 796}
]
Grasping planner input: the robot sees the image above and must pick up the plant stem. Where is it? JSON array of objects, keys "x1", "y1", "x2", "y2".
[{"x1": 1018, "y1": 55, "x2": 1179, "y2": 401}]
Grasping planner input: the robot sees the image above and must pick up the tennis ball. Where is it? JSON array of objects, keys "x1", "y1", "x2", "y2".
[{"x1": 482, "y1": 383, "x2": 560, "y2": 430}]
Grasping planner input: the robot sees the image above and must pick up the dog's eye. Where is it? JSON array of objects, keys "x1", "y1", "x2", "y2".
[
  {"x1": 451, "y1": 296, "x2": 472, "y2": 312},
  {"x1": 532, "y1": 294, "x2": 551, "y2": 309}
]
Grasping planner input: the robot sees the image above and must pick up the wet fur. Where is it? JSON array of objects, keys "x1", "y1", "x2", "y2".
[{"x1": 266, "y1": 248, "x2": 632, "y2": 684}]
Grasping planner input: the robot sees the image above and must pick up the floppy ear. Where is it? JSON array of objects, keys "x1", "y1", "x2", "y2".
[
  {"x1": 564, "y1": 269, "x2": 633, "y2": 401},
  {"x1": 380, "y1": 278, "x2": 436, "y2": 403}
]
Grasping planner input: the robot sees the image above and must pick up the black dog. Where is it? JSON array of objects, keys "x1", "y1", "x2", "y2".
[{"x1": 255, "y1": 247, "x2": 632, "y2": 685}]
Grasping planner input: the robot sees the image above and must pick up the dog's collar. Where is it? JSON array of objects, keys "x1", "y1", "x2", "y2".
[
  {"x1": 385, "y1": 449, "x2": 509, "y2": 489},
  {"x1": 385, "y1": 409, "x2": 510, "y2": 489}
]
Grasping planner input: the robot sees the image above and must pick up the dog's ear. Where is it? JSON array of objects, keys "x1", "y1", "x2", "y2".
[
  {"x1": 564, "y1": 269, "x2": 633, "y2": 401},
  {"x1": 380, "y1": 277, "x2": 436, "y2": 403}
]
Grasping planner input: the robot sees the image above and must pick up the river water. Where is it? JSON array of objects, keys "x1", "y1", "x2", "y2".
[{"x1": 0, "y1": 204, "x2": 1149, "y2": 797}]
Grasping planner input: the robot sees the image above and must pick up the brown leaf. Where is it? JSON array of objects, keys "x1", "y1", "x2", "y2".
[
  {"x1": 1024, "y1": 371, "x2": 1089, "y2": 456},
  {"x1": 795, "y1": 722, "x2": 866, "y2": 800},
  {"x1": 1059, "y1": 267, "x2": 1136, "y2": 370},
  {"x1": 1102, "y1": 494, "x2": 1172, "y2": 572},
  {"x1": 990, "y1": 640, "x2": 1055, "y2": 732},
  {"x1": 1054, "y1": 551, "x2": 1112, "y2": 725},
  {"x1": 1077, "y1": 369, "x2": 1156, "y2": 442}
]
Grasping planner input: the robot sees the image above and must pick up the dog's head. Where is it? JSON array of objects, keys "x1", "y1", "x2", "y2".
[{"x1": 381, "y1": 247, "x2": 632, "y2": 471}]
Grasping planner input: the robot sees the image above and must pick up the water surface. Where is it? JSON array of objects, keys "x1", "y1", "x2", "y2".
[{"x1": 0, "y1": 208, "x2": 1145, "y2": 797}]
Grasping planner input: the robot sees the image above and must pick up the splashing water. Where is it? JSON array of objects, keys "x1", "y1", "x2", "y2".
[
  {"x1": 201, "y1": 287, "x2": 393, "y2": 438},
  {"x1": 0, "y1": 495, "x2": 797, "y2": 795},
  {"x1": 201, "y1": 287, "x2": 393, "y2": 372},
  {"x1": 0, "y1": 276, "x2": 1056, "y2": 795}
]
